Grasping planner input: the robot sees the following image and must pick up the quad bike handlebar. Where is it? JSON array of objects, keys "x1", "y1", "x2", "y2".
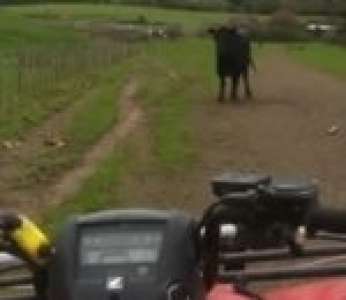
[
  {"x1": 199, "y1": 173, "x2": 346, "y2": 290},
  {"x1": 308, "y1": 207, "x2": 346, "y2": 234},
  {"x1": 2, "y1": 172, "x2": 346, "y2": 300}
]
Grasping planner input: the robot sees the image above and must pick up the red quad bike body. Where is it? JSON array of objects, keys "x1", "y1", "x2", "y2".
[{"x1": 208, "y1": 280, "x2": 346, "y2": 300}]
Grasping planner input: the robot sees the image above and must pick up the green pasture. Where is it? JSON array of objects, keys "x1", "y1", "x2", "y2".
[
  {"x1": 21, "y1": 65, "x2": 130, "y2": 188},
  {"x1": 287, "y1": 42, "x2": 346, "y2": 78},
  {"x1": 0, "y1": 11, "x2": 84, "y2": 138},
  {"x1": 2, "y1": 3, "x2": 346, "y2": 231},
  {"x1": 44, "y1": 38, "x2": 346, "y2": 230},
  {"x1": 0, "y1": 7, "x2": 133, "y2": 140},
  {"x1": 0, "y1": 5, "x2": 138, "y2": 193},
  {"x1": 0, "y1": 2, "x2": 226, "y2": 140},
  {"x1": 0, "y1": 13, "x2": 80, "y2": 51},
  {"x1": 44, "y1": 38, "x2": 217, "y2": 230},
  {"x1": 3, "y1": 4, "x2": 233, "y2": 32}
]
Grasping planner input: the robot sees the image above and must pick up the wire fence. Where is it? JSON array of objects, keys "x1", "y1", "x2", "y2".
[{"x1": 0, "y1": 38, "x2": 133, "y2": 137}]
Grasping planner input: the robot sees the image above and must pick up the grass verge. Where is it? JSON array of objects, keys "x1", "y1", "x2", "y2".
[
  {"x1": 43, "y1": 144, "x2": 132, "y2": 233},
  {"x1": 43, "y1": 38, "x2": 216, "y2": 231},
  {"x1": 0, "y1": 8, "x2": 132, "y2": 139},
  {"x1": 4, "y1": 4, "x2": 233, "y2": 33},
  {"x1": 19, "y1": 64, "x2": 131, "y2": 187},
  {"x1": 286, "y1": 42, "x2": 346, "y2": 78}
]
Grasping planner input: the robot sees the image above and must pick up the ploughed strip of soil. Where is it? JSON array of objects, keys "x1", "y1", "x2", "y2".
[
  {"x1": 40, "y1": 80, "x2": 142, "y2": 209},
  {"x1": 0, "y1": 80, "x2": 142, "y2": 214}
]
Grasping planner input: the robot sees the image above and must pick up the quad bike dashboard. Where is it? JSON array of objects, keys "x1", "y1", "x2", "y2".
[{"x1": 1, "y1": 172, "x2": 346, "y2": 300}]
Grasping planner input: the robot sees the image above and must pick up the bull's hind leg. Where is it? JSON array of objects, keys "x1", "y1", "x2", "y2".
[
  {"x1": 242, "y1": 69, "x2": 252, "y2": 99},
  {"x1": 231, "y1": 75, "x2": 240, "y2": 101},
  {"x1": 218, "y1": 76, "x2": 226, "y2": 102}
]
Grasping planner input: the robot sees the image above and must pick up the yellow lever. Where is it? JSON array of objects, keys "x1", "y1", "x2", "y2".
[{"x1": 8, "y1": 214, "x2": 51, "y2": 266}]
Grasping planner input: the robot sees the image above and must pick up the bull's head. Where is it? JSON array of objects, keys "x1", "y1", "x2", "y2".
[{"x1": 207, "y1": 25, "x2": 237, "y2": 37}]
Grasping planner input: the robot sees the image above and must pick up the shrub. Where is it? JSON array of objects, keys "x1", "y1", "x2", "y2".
[
  {"x1": 270, "y1": 8, "x2": 300, "y2": 28},
  {"x1": 166, "y1": 23, "x2": 184, "y2": 39},
  {"x1": 256, "y1": 8, "x2": 310, "y2": 42}
]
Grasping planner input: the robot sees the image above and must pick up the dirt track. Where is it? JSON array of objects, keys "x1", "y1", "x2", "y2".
[
  {"x1": 40, "y1": 80, "x2": 142, "y2": 210},
  {"x1": 1, "y1": 48, "x2": 346, "y2": 291},
  {"x1": 193, "y1": 50, "x2": 346, "y2": 292},
  {"x1": 119, "y1": 50, "x2": 346, "y2": 214},
  {"x1": 104, "y1": 51, "x2": 346, "y2": 291},
  {"x1": 1, "y1": 50, "x2": 346, "y2": 215},
  {"x1": 0, "y1": 80, "x2": 142, "y2": 214},
  {"x1": 196, "y1": 51, "x2": 346, "y2": 208}
]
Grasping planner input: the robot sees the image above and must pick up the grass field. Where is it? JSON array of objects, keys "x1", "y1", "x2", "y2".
[
  {"x1": 0, "y1": 5, "x2": 143, "y2": 204},
  {"x1": 0, "y1": 10, "x2": 135, "y2": 139},
  {"x1": 287, "y1": 43, "x2": 346, "y2": 78},
  {"x1": 21, "y1": 65, "x2": 131, "y2": 187},
  {"x1": 44, "y1": 38, "x2": 346, "y2": 231},
  {"x1": 43, "y1": 37, "x2": 217, "y2": 230},
  {"x1": 0, "y1": 4, "x2": 219, "y2": 227},
  {"x1": 0, "y1": 2, "x2": 228, "y2": 139},
  {"x1": 3, "y1": 4, "x2": 233, "y2": 32},
  {"x1": 0, "y1": 13, "x2": 80, "y2": 51},
  {"x1": 2, "y1": 4, "x2": 346, "y2": 232},
  {"x1": 0, "y1": 13, "x2": 80, "y2": 137}
]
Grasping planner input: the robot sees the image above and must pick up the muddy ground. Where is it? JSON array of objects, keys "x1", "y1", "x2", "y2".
[
  {"x1": 116, "y1": 50, "x2": 346, "y2": 292},
  {"x1": 1, "y1": 46, "x2": 346, "y2": 295},
  {"x1": 1, "y1": 50, "x2": 346, "y2": 214},
  {"x1": 119, "y1": 51, "x2": 346, "y2": 216}
]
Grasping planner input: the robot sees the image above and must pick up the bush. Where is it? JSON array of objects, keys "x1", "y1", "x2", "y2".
[
  {"x1": 165, "y1": 23, "x2": 184, "y2": 39},
  {"x1": 258, "y1": 27, "x2": 310, "y2": 42},
  {"x1": 270, "y1": 8, "x2": 300, "y2": 28},
  {"x1": 255, "y1": 8, "x2": 310, "y2": 42},
  {"x1": 196, "y1": 11, "x2": 311, "y2": 43},
  {"x1": 328, "y1": 20, "x2": 346, "y2": 45}
]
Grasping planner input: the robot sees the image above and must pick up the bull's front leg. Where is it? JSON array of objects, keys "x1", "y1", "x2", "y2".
[
  {"x1": 231, "y1": 75, "x2": 240, "y2": 101},
  {"x1": 242, "y1": 69, "x2": 252, "y2": 99},
  {"x1": 218, "y1": 76, "x2": 226, "y2": 102}
]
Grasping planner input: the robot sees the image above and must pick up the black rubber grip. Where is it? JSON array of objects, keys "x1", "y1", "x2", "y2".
[
  {"x1": 0, "y1": 297, "x2": 34, "y2": 300},
  {"x1": 0, "y1": 274, "x2": 32, "y2": 287},
  {"x1": 0, "y1": 212, "x2": 21, "y2": 230},
  {"x1": 308, "y1": 207, "x2": 346, "y2": 233}
]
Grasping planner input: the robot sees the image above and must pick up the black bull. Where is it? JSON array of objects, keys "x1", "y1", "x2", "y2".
[{"x1": 209, "y1": 27, "x2": 254, "y2": 101}]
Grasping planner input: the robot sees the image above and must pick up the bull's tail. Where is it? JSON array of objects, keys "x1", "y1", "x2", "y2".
[{"x1": 250, "y1": 57, "x2": 256, "y2": 73}]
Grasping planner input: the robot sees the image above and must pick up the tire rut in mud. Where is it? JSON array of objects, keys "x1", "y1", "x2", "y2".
[{"x1": 0, "y1": 80, "x2": 143, "y2": 215}]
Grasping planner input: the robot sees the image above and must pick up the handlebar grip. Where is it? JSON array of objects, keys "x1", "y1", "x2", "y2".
[
  {"x1": 0, "y1": 213, "x2": 20, "y2": 230},
  {"x1": 0, "y1": 297, "x2": 35, "y2": 300},
  {"x1": 308, "y1": 207, "x2": 346, "y2": 234}
]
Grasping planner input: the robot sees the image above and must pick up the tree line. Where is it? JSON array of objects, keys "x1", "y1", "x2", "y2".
[{"x1": 1, "y1": 0, "x2": 346, "y2": 16}]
